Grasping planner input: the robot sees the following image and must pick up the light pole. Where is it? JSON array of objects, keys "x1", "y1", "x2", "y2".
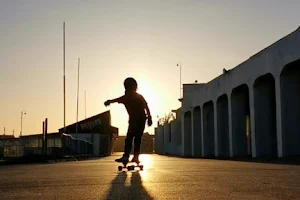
[
  {"x1": 177, "y1": 62, "x2": 182, "y2": 99},
  {"x1": 76, "y1": 58, "x2": 80, "y2": 135},
  {"x1": 85, "y1": 90, "x2": 87, "y2": 119},
  {"x1": 20, "y1": 110, "x2": 26, "y2": 137},
  {"x1": 63, "y1": 21, "x2": 66, "y2": 133}
]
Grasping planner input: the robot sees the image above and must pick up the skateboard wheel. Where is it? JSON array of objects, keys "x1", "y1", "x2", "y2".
[
  {"x1": 118, "y1": 166, "x2": 122, "y2": 171},
  {"x1": 140, "y1": 165, "x2": 144, "y2": 170}
]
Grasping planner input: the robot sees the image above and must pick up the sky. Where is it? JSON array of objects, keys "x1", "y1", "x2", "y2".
[{"x1": 0, "y1": 0, "x2": 299, "y2": 136}]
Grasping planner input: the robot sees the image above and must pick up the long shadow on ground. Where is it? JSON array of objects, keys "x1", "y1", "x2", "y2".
[{"x1": 105, "y1": 171, "x2": 153, "y2": 200}]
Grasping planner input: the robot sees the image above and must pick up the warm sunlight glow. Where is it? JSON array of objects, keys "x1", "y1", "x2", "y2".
[
  {"x1": 137, "y1": 81, "x2": 158, "y2": 113},
  {"x1": 138, "y1": 154, "x2": 152, "y2": 181},
  {"x1": 139, "y1": 154, "x2": 152, "y2": 168},
  {"x1": 139, "y1": 170, "x2": 149, "y2": 181}
]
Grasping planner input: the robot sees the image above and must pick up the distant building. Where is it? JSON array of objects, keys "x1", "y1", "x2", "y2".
[
  {"x1": 1, "y1": 110, "x2": 119, "y2": 160},
  {"x1": 0, "y1": 135, "x2": 15, "y2": 139},
  {"x1": 58, "y1": 111, "x2": 119, "y2": 157},
  {"x1": 155, "y1": 27, "x2": 300, "y2": 159},
  {"x1": 155, "y1": 108, "x2": 182, "y2": 155},
  {"x1": 114, "y1": 132, "x2": 154, "y2": 154},
  {"x1": 0, "y1": 136, "x2": 21, "y2": 158},
  {"x1": 20, "y1": 132, "x2": 62, "y2": 157}
]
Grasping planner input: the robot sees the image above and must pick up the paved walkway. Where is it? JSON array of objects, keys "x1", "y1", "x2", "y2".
[{"x1": 1, "y1": 153, "x2": 300, "y2": 199}]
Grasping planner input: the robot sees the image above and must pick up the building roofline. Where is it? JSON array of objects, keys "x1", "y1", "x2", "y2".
[
  {"x1": 183, "y1": 83, "x2": 206, "y2": 86},
  {"x1": 20, "y1": 132, "x2": 60, "y2": 138},
  {"x1": 59, "y1": 110, "x2": 110, "y2": 131},
  {"x1": 183, "y1": 26, "x2": 300, "y2": 95},
  {"x1": 212, "y1": 27, "x2": 299, "y2": 83}
]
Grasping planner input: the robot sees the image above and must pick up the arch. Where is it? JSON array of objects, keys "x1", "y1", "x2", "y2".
[
  {"x1": 253, "y1": 73, "x2": 277, "y2": 157},
  {"x1": 217, "y1": 94, "x2": 230, "y2": 157},
  {"x1": 231, "y1": 84, "x2": 251, "y2": 157},
  {"x1": 183, "y1": 111, "x2": 192, "y2": 157},
  {"x1": 280, "y1": 59, "x2": 300, "y2": 156},
  {"x1": 203, "y1": 101, "x2": 215, "y2": 157},
  {"x1": 193, "y1": 106, "x2": 202, "y2": 157}
]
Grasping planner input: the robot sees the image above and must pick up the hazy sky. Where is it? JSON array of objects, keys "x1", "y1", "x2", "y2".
[{"x1": 0, "y1": 0, "x2": 299, "y2": 136}]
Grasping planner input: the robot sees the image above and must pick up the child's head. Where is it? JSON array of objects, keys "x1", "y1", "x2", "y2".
[{"x1": 124, "y1": 77, "x2": 138, "y2": 92}]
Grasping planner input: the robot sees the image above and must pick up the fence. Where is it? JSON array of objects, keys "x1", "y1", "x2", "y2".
[
  {"x1": 1, "y1": 139, "x2": 22, "y2": 158},
  {"x1": 62, "y1": 133, "x2": 93, "y2": 157},
  {"x1": 0, "y1": 133, "x2": 93, "y2": 159}
]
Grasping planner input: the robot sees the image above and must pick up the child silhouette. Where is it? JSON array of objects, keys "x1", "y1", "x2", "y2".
[{"x1": 104, "y1": 77, "x2": 152, "y2": 163}]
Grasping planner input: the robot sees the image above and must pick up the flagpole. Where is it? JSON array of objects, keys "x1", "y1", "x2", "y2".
[
  {"x1": 76, "y1": 58, "x2": 80, "y2": 134},
  {"x1": 62, "y1": 21, "x2": 66, "y2": 157},
  {"x1": 85, "y1": 90, "x2": 87, "y2": 119},
  {"x1": 63, "y1": 22, "x2": 66, "y2": 133}
]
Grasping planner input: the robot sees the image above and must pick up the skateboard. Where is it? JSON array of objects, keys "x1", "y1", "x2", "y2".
[{"x1": 117, "y1": 160, "x2": 144, "y2": 171}]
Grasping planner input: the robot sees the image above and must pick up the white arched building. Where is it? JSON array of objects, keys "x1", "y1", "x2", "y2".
[{"x1": 155, "y1": 27, "x2": 300, "y2": 158}]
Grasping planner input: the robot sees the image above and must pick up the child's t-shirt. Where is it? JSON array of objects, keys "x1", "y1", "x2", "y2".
[{"x1": 117, "y1": 92, "x2": 148, "y2": 121}]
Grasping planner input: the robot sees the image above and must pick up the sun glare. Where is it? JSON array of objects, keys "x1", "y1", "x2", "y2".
[
  {"x1": 139, "y1": 154, "x2": 152, "y2": 168},
  {"x1": 138, "y1": 154, "x2": 152, "y2": 181},
  {"x1": 137, "y1": 81, "x2": 158, "y2": 113}
]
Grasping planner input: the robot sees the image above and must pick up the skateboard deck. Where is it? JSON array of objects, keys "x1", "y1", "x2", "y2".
[{"x1": 116, "y1": 160, "x2": 144, "y2": 171}]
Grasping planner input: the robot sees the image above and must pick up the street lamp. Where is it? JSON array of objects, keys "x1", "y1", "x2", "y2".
[
  {"x1": 20, "y1": 110, "x2": 26, "y2": 137},
  {"x1": 177, "y1": 62, "x2": 182, "y2": 100}
]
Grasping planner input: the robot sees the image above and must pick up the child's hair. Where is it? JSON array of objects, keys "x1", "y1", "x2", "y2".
[{"x1": 124, "y1": 77, "x2": 138, "y2": 91}]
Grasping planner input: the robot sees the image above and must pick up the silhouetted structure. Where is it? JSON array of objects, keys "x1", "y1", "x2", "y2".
[
  {"x1": 59, "y1": 111, "x2": 118, "y2": 157},
  {"x1": 114, "y1": 132, "x2": 154, "y2": 154},
  {"x1": 155, "y1": 108, "x2": 182, "y2": 155},
  {"x1": 20, "y1": 132, "x2": 64, "y2": 157},
  {"x1": 0, "y1": 136, "x2": 21, "y2": 158},
  {"x1": 0, "y1": 111, "x2": 119, "y2": 161},
  {"x1": 156, "y1": 26, "x2": 300, "y2": 159}
]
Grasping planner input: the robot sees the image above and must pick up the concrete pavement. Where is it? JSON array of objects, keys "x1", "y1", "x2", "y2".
[{"x1": 1, "y1": 153, "x2": 300, "y2": 199}]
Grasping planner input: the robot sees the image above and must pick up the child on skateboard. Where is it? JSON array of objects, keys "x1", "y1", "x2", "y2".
[{"x1": 104, "y1": 77, "x2": 153, "y2": 163}]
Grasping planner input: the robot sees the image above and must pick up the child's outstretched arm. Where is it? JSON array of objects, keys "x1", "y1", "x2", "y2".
[{"x1": 104, "y1": 96, "x2": 124, "y2": 106}]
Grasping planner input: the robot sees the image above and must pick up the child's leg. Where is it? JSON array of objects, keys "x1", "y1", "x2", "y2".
[
  {"x1": 132, "y1": 119, "x2": 146, "y2": 161},
  {"x1": 124, "y1": 134, "x2": 134, "y2": 158},
  {"x1": 133, "y1": 134, "x2": 142, "y2": 158},
  {"x1": 115, "y1": 124, "x2": 134, "y2": 162}
]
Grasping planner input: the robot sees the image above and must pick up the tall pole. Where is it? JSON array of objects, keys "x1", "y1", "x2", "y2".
[
  {"x1": 84, "y1": 90, "x2": 86, "y2": 119},
  {"x1": 45, "y1": 118, "x2": 48, "y2": 155},
  {"x1": 21, "y1": 112, "x2": 22, "y2": 136},
  {"x1": 42, "y1": 121, "x2": 45, "y2": 154},
  {"x1": 76, "y1": 58, "x2": 80, "y2": 134},
  {"x1": 20, "y1": 110, "x2": 26, "y2": 137},
  {"x1": 3, "y1": 127, "x2": 5, "y2": 135},
  {"x1": 63, "y1": 22, "x2": 66, "y2": 133}
]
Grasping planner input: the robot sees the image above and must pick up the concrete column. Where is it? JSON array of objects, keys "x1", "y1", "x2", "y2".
[
  {"x1": 157, "y1": 126, "x2": 164, "y2": 154},
  {"x1": 191, "y1": 108, "x2": 195, "y2": 157},
  {"x1": 163, "y1": 123, "x2": 169, "y2": 154},
  {"x1": 248, "y1": 83, "x2": 257, "y2": 158},
  {"x1": 154, "y1": 128, "x2": 158, "y2": 153},
  {"x1": 275, "y1": 76, "x2": 283, "y2": 157},
  {"x1": 200, "y1": 105, "x2": 205, "y2": 157},
  {"x1": 181, "y1": 111, "x2": 185, "y2": 156},
  {"x1": 177, "y1": 117, "x2": 182, "y2": 156},
  {"x1": 214, "y1": 100, "x2": 218, "y2": 157},
  {"x1": 228, "y1": 94, "x2": 233, "y2": 157},
  {"x1": 170, "y1": 121, "x2": 176, "y2": 155}
]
